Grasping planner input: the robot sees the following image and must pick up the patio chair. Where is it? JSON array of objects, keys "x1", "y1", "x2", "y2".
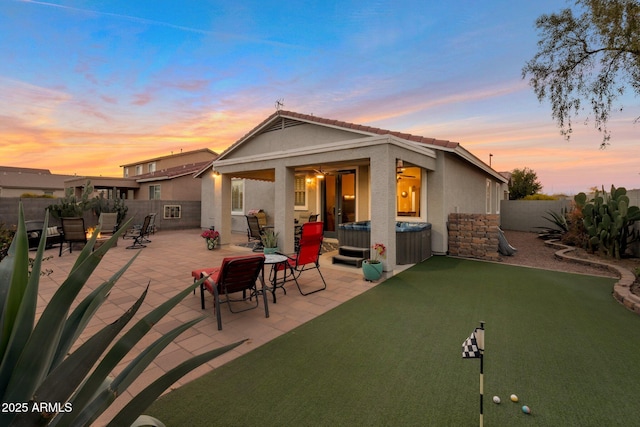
[
  {"x1": 59, "y1": 217, "x2": 88, "y2": 257},
  {"x1": 276, "y1": 221, "x2": 327, "y2": 296},
  {"x1": 123, "y1": 213, "x2": 156, "y2": 242},
  {"x1": 126, "y1": 214, "x2": 152, "y2": 249},
  {"x1": 98, "y1": 212, "x2": 118, "y2": 235},
  {"x1": 246, "y1": 215, "x2": 265, "y2": 252},
  {"x1": 199, "y1": 254, "x2": 267, "y2": 330}
]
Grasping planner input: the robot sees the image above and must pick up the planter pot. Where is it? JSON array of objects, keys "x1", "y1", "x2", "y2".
[
  {"x1": 263, "y1": 247, "x2": 279, "y2": 255},
  {"x1": 206, "y1": 238, "x2": 219, "y2": 250},
  {"x1": 362, "y1": 260, "x2": 383, "y2": 281}
]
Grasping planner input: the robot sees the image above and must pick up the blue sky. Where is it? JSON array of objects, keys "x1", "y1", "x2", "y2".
[{"x1": 1, "y1": 0, "x2": 639, "y2": 194}]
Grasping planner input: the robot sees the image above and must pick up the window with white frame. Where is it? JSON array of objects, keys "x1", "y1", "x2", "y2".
[
  {"x1": 164, "y1": 204, "x2": 181, "y2": 219},
  {"x1": 149, "y1": 185, "x2": 161, "y2": 200},
  {"x1": 231, "y1": 179, "x2": 244, "y2": 213},
  {"x1": 135, "y1": 165, "x2": 143, "y2": 175},
  {"x1": 486, "y1": 179, "x2": 492, "y2": 214},
  {"x1": 495, "y1": 182, "x2": 501, "y2": 214},
  {"x1": 148, "y1": 162, "x2": 156, "y2": 173},
  {"x1": 124, "y1": 167, "x2": 129, "y2": 178},
  {"x1": 396, "y1": 165, "x2": 422, "y2": 217},
  {"x1": 294, "y1": 175, "x2": 307, "y2": 209}
]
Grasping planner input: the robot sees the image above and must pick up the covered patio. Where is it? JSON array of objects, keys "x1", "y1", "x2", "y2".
[{"x1": 38, "y1": 228, "x2": 374, "y2": 424}]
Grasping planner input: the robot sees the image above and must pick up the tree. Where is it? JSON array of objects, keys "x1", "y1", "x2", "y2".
[
  {"x1": 509, "y1": 167, "x2": 543, "y2": 200},
  {"x1": 522, "y1": 0, "x2": 640, "y2": 148}
]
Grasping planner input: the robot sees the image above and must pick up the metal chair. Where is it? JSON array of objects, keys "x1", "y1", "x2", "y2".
[
  {"x1": 246, "y1": 215, "x2": 265, "y2": 252},
  {"x1": 59, "y1": 217, "x2": 87, "y2": 256},
  {"x1": 199, "y1": 254, "x2": 267, "y2": 330},
  {"x1": 277, "y1": 221, "x2": 327, "y2": 296},
  {"x1": 126, "y1": 215, "x2": 152, "y2": 249}
]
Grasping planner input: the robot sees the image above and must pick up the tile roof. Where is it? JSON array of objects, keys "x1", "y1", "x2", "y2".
[
  {"x1": 133, "y1": 160, "x2": 212, "y2": 181},
  {"x1": 234, "y1": 110, "x2": 460, "y2": 150}
]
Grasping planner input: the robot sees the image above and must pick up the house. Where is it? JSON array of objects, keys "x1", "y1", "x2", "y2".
[
  {"x1": 198, "y1": 110, "x2": 508, "y2": 273},
  {"x1": 64, "y1": 148, "x2": 217, "y2": 201},
  {"x1": 0, "y1": 166, "x2": 75, "y2": 198}
]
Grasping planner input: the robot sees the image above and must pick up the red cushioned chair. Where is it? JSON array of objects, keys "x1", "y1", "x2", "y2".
[
  {"x1": 276, "y1": 221, "x2": 327, "y2": 296},
  {"x1": 200, "y1": 254, "x2": 267, "y2": 330}
]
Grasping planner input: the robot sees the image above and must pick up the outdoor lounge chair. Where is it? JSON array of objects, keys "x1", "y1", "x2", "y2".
[
  {"x1": 276, "y1": 221, "x2": 327, "y2": 296},
  {"x1": 246, "y1": 214, "x2": 266, "y2": 252},
  {"x1": 59, "y1": 217, "x2": 87, "y2": 256},
  {"x1": 199, "y1": 254, "x2": 267, "y2": 330},
  {"x1": 98, "y1": 212, "x2": 118, "y2": 235},
  {"x1": 125, "y1": 214, "x2": 152, "y2": 249}
]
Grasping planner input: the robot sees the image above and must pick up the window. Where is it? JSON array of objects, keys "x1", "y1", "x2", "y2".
[
  {"x1": 135, "y1": 165, "x2": 143, "y2": 175},
  {"x1": 149, "y1": 185, "x2": 161, "y2": 200},
  {"x1": 294, "y1": 175, "x2": 307, "y2": 209},
  {"x1": 486, "y1": 179, "x2": 492, "y2": 214},
  {"x1": 495, "y1": 182, "x2": 501, "y2": 214},
  {"x1": 164, "y1": 204, "x2": 181, "y2": 219},
  {"x1": 396, "y1": 165, "x2": 422, "y2": 217},
  {"x1": 148, "y1": 162, "x2": 156, "y2": 173},
  {"x1": 124, "y1": 167, "x2": 129, "y2": 178},
  {"x1": 231, "y1": 179, "x2": 244, "y2": 213}
]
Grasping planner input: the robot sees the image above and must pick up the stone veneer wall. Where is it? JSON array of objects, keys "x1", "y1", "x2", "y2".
[{"x1": 448, "y1": 213, "x2": 500, "y2": 261}]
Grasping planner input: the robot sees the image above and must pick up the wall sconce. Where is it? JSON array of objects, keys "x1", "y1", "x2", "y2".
[{"x1": 306, "y1": 177, "x2": 313, "y2": 184}]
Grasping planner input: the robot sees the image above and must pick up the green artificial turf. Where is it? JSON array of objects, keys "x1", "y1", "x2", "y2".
[{"x1": 147, "y1": 256, "x2": 640, "y2": 426}]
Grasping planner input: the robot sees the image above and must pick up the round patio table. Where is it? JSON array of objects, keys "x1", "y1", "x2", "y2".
[{"x1": 263, "y1": 254, "x2": 289, "y2": 304}]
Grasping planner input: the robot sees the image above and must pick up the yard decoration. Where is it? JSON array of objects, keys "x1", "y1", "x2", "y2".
[
  {"x1": 201, "y1": 228, "x2": 220, "y2": 250},
  {"x1": 0, "y1": 204, "x2": 243, "y2": 426},
  {"x1": 362, "y1": 242, "x2": 385, "y2": 281}
]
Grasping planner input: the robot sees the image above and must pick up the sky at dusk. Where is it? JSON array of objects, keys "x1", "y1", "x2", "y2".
[{"x1": 1, "y1": 0, "x2": 639, "y2": 195}]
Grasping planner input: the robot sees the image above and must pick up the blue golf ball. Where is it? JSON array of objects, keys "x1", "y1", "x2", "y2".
[{"x1": 522, "y1": 405, "x2": 531, "y2": 414}]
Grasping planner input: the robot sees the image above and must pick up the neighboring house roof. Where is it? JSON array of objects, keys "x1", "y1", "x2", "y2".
[
  {"x1": 208, "y1": 110, "x2": 507, "y2": 183},
  {"x1": 119, "y1": 148, "x2": 217, "y2": 168},
  {"x1": 135, "y1": 160, "x2": 213, "y2": 183},
  {"x1": 0, "y1": 166, "x2": 75, "y2": 191}
]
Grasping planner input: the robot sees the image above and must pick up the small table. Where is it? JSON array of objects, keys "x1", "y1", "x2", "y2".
[{"x1": 263, "y1": 254, "x2": 289, "y2": 303}]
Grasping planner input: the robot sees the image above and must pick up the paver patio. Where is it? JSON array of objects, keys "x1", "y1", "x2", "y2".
[{"x1": 38, "y1": 228, "x2": 377, "y2": 424}]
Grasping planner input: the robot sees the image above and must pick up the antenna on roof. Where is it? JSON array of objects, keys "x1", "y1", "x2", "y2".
[{"x1": 275, "y1": 98, "x2": 284, "y2": 111}]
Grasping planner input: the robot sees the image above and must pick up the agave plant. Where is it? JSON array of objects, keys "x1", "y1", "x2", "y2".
[{"x1": 0, "y1": 204, "x2": 244, "y2": 426}]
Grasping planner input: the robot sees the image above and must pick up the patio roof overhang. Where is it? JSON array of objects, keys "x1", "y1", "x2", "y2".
[{"x1": 210, "y1": 134, "x2": 438, "y2": 180}]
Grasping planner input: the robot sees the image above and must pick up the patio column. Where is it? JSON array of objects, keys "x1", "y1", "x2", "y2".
[
  {"x1": 370, "y1": 146, "x2": 397, "y2": 272},
  {"x1": 213, "y1": 173, "x2": 232, "y2": 246},
  {"x1": 274, "y1": 165, "x2": 296, "y2": 253}
]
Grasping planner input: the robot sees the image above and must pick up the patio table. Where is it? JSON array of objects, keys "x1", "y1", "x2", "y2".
[{"x1": 262, "y1": 254, "x2": 289, "y2": 304}]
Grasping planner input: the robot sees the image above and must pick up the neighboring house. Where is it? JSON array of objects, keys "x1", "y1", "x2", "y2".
[
  {"x1": 65, "y1": 148, "x2": 217, "y2": 201},
  {"x1": 198, "y1": 110, "x2": 508, "y2": 273},
  {"x1": 0, "y1": 166, "x2": 75, "y2": 198}
]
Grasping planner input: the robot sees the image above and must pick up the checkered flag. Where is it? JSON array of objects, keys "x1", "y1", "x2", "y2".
[{"x1": 462, "y1": 328, "x2": 483, "y2": 358}]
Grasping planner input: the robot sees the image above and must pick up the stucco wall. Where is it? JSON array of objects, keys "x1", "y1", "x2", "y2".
[{"x1": 500, "y1": 199, "x2": 572, "y2": 232}]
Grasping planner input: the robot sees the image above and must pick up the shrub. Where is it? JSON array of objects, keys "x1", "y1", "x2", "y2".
[{"x1": 0, "y1": 204, "x2": 243, "y2": 425}]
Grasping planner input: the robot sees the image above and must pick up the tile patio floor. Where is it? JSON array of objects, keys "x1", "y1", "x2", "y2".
[{"x1": 39, "y1": 229, "x2": 381, "y2": 425}]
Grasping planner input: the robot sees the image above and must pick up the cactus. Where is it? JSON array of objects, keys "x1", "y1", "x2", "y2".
[{"x1": 574, "y1": 185, "x2": 640, "y2": 259}]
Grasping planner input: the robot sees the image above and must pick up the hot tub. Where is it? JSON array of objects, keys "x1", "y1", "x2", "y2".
[{"x1": 337, "y1": 221, "x2": 432, "y2": 264}]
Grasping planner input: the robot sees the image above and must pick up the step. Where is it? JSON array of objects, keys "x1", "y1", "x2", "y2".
[
  {"x1": 332, "y1": 254, "x2": 366, "y2": 268},
  {"x1": 338, "y1": 245, "x2": 370, "y2": 258}
]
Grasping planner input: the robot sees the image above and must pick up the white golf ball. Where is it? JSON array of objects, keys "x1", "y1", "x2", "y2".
[{"x1": 493, "y1": 396, "x2": 501, "y2": 404}]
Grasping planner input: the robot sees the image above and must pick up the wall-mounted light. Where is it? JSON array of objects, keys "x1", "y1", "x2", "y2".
[{"x1": 306, "y1": 177, "x2": 313, "y2": 184}]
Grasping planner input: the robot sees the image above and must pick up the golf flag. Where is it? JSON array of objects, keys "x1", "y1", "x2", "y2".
[
  {"x1": 462, "y1": 327, "x2": 484, "y2": 358},
  {"x1": 463, "y1": 323, "x2": 485, "y2": 427}
]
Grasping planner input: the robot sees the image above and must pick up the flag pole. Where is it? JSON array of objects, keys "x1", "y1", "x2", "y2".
[{"x1": 479, "y1": 321, "x2": 485, "y2": 427}]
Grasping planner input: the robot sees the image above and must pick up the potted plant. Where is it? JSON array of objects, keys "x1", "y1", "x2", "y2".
[
  {"x1": 362, "y1": 242, "x2": 386, "y2": 281},
  {"x1": 260, "y1": 229, "x2": 279, "y2": 254},
  {"x1": 201, "y1": 228, "x2": 220, "y2": 250}
]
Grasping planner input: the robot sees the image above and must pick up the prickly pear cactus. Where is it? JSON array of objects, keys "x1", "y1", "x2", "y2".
[{"x1": 574, "y1": 185, "x2": 640, "y2": 259}]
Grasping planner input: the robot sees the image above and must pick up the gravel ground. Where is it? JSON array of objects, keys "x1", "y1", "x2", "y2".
[{"x1": 499, "y1": 230, "x2": 635, "y2": 278}]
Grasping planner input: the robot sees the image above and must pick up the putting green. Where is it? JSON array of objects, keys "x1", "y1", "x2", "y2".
[{"x1": 149, "y1": 256, "x2": 638, "y2": 426}]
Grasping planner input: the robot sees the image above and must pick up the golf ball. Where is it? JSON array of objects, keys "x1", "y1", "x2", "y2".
[
  {"x1": 510, "y1": 394, "x2": 518, "y2": 402},
  {"x1": 522, "y1": 405, "x2": 531, "y2": 414},
  {"x1": 492, "y1": 396, "x2": 501, "y2": 404}
]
